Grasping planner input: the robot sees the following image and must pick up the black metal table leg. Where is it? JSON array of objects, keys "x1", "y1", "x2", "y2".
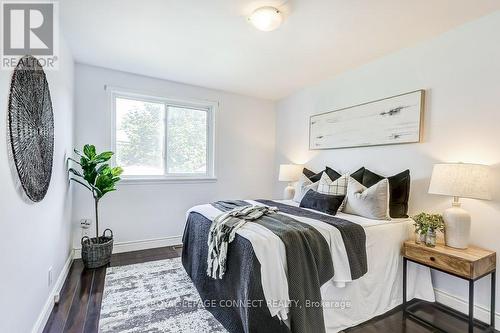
[
  {"x1": 491, "y1": 271, "x2": 496, "y2": 330},
  {"x1": 469, "y1": 279, "x2": 474, "y2": 333},
  {"x1": 404, "y1": 256, "x2": 495, "y2": 333},
  {"x1": 403, "y1": 257, "x2": 407, "y2": 320}
]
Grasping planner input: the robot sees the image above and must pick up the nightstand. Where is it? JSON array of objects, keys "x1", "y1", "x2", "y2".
[{"x1": 403, "y1": 240, "x2": 496, "y2": 333}]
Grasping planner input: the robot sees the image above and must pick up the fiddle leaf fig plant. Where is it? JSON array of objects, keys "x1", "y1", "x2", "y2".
[{"x1": 68, "y1": 144, "x2": 123, "y2": 238}]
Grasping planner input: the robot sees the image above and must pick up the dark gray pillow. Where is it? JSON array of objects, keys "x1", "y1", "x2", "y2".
[
  {"x1": 303, "y1": 167, "x2": 341, "y2": 183},
  {"x1": 299, "y1": 189, "x2": 345, "y2": 216}
]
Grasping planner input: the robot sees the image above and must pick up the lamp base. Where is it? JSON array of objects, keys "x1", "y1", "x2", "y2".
[
  {"x1": 283, "y1": 184, "x2": 295, "y2": 200},
  {"x1": 443, "y1": 202, "x2": 471, "y2": 249}
]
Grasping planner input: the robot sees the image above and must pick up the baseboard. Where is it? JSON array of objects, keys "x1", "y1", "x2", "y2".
[
  {"x1": 31, "y1": 251, "x2": 74, "y2": 333},
  {"x1": 73, "y1": 235, "x2": 183, "y2": 259},
  {"x1": 434, "y1": 287, "x2": 499, "y2": 328}
]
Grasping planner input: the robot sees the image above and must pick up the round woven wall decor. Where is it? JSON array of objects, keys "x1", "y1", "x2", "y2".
[{"x1": 8, "y1": 55, "x2": 54, "y2": 202}]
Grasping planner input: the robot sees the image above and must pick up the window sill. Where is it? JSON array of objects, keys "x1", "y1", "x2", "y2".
[{"x1": 118, "y1": 176, "x2": 218, "y2": 185}]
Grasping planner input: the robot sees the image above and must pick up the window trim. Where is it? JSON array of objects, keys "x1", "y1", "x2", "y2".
[{"x1": 108, "y1": 86, "x2": 217, "y2": 183}]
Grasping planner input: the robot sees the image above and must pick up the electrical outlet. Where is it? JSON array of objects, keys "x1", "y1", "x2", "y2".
[
  {"x1": 48, "y1": 267, "x2": 53, "y2": 287},
  {"x1": 80, "y1": 218, "x2": 92, "y2": 229}
]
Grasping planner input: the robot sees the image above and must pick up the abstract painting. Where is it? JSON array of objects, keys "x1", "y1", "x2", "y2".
[{"x1": 309, "y1": 90, "x2": 425, "y2": 150}]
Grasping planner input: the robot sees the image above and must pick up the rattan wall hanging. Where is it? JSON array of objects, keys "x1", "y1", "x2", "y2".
[{"x1": 8, "y1": 55, "x2": 54, "y2": 202}]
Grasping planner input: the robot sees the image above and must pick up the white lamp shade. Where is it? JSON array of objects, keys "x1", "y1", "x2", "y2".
[
  {"x1": 278, "y1": 164, "x2": 302, "y2": 182},
  {"x1": 428, "y1": 163, "x2": 491, "y2": 200}
]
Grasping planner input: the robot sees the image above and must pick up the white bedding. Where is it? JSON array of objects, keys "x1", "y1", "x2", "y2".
[{"x1": 187, "y1": 199, "x2": 434, "y2": 332}]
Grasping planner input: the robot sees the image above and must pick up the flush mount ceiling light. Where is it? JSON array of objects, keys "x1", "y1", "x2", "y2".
[{"x1": 248, "y1": 6, "x2": 283, "y2": 31}]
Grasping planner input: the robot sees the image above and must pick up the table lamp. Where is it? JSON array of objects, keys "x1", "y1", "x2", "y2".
[
  {"x1": 279, "y1": 164, "x2": 302, "y2": 199},
  {"x1": 428, "y1": 163, "x2": 491, "y2": 249}
]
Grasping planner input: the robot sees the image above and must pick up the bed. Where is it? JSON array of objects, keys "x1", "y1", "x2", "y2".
[{"x1": 181, "y1": 199, "x2": 434, "y2": 333}]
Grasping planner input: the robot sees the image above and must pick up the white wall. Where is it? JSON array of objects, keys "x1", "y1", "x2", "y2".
[
  {"x1": 0, "y1": 42, "x2": 75, "y2": 332},
  {"x1": 72, "y1": 64, "x2": 276, "y2": 249},
  {"x1": 275, "y1": 11, "x2": 500, "y2": 324}
]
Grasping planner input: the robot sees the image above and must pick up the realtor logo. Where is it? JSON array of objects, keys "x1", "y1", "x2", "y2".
[{"x1": 1, "y1": 1, "x2": 59, "y2": 70}]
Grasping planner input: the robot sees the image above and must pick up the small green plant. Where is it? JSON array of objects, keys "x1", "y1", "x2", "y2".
[
  {"x1": 413, "y1": 212, "x2": 445, "y2": 235},
  {"x1": 68, "y1": 144, "x2": 123, "y2": 238}
]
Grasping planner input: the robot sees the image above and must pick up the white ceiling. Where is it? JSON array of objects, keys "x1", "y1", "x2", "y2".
[{"x1": 61, "y1": 1, "x2": 500, "y2": 100}]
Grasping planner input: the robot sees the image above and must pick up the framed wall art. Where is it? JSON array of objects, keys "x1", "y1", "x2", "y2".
[{"x1": 309, "y1": 90, "x2": 425, "y2": 150}]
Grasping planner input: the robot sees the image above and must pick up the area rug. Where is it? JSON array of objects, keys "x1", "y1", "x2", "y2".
[{"x1": 99, "y1": 257, "x2": 227, "y2": 333}]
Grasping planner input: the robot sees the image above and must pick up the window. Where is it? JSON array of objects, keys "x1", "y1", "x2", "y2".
[{"x1": 110, "y1": 89, "x2": 215, "y2": 181}]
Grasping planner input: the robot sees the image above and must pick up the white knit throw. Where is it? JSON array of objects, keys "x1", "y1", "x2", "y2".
[{"x1": 207, "y1": 205, "x2": 278, "y2": 279}]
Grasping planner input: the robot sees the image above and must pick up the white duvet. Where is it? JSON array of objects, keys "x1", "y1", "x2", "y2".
[{"x1": 187, "y1": 200, "x2": 434, "y2": 332}]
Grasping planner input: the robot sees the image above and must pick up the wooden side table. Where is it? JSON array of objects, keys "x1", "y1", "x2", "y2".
[{"x1": 403, "y1": 240, "x2": 496, "y2": 333}]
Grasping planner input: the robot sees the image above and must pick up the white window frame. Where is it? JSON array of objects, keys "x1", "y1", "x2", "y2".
[{"x1": 108, "y1": 86, "x2": 217, "y2": 184}]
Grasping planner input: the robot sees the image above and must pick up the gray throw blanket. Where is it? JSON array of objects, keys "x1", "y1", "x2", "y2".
[
  {"x1": 256, "y1": 199, "x2": 367, "y2": 279},
  {"x1": 211, "y1": 200, "x2": 334, "y2": 333},
  {"x1": 207, "y1": 204, "x2": 278, "y2": 279}
]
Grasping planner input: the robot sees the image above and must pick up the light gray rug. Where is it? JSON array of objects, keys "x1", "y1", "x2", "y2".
[{"x1": 99, "y1": 257, "x2": 228, "y2": 333}]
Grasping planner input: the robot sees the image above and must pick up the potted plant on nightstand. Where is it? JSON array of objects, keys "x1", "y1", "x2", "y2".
[
  {"x1": 413, "y1": 212, "x2": 445, "y2": 247},
  {"x1": 413, "y1": 215, "x2": 428, "y2": 244},
  {"x1": 69, "y1": 144, "x2": 123, "y2": 269}
]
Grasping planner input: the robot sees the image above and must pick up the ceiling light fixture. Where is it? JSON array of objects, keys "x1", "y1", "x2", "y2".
[{"x1": 248, "y1": 6, "x2": 283, "y2": 32}]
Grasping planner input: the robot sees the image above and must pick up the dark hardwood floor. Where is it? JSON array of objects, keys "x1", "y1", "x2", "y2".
[
  {"x1": 43, "y1": 246, "x2": 182, "y2": 333},
  {"x1": 43, "y1": 246, "x2": 494, "y2": 333},
  {"x1": 344, "y1": 305, "x2": 431, "y2": 333}
]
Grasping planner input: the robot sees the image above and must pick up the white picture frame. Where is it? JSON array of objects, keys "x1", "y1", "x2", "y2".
[{"x1": 309, "y1": 90, "x2": 425, "y2": 150}]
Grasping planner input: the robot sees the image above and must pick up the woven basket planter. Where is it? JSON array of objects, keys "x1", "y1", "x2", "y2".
[{"x1": 81, "y1": 229, "x2": 114, "y2": 269}]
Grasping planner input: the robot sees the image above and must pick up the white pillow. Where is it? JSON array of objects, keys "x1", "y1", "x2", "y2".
[
  {"x1": 343, "y1": 177, "x2": 390, "y2": 220},
  {"x1": 317, "y1": 173, "x2": 349, "y2": 196},
  {"x1": 293, "y1": 174, "x2": 319, "y2": 202}
]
